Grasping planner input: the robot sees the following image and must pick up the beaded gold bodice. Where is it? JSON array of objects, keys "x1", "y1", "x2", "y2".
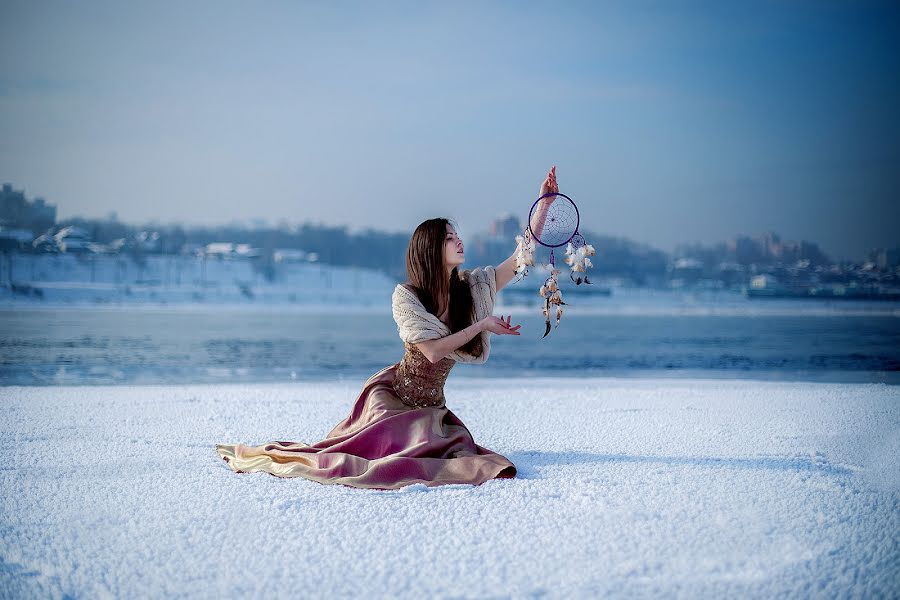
[{"x1": 392, "y1": 341, "x2": 456, "y2": 408}]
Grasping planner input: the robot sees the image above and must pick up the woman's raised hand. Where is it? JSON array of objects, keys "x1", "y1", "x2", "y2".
[
  {"x1": 539, "y1": 165, "x2": 559, "y2": 197},
  {"x1": 531, "y1": 165, "x2": 559, "y2": 240},
  {"x1": 481, "y1": 315, "x2": 521, "y2": 336}
]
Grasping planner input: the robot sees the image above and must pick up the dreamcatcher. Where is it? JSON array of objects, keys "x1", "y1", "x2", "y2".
[{"x1": 512, "y1": 167, "x2": 596, "y2": 337}]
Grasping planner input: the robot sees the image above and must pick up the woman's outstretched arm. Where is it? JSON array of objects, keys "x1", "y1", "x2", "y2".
[
  {"x1": 416, "y1": 316, "x2": 521, "y2": 363},
  {"x1": 497, "y1": 166, "x2": 558, "y2": 293},
  {"x1": 496, "y1": 252, "x2": 518, "y2": 292}
]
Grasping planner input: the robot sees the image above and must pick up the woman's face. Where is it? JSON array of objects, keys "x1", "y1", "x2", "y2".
[{"x1": 444, "y1": 224, "x2": 465, "y2": 269}]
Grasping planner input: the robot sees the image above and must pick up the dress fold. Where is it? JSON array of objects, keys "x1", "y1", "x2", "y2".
[{"x1": 216, "y1": 360, "x2": 516, "y2": 490}]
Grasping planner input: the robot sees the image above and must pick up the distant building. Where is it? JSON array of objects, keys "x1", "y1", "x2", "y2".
[
  {"x1": 205, "y1": 242, "x2": 235, "y2": 258},
  {"x1": 728, "y1": 236, "x2": 766, "y2": 264},
  {"x1": 726, "y1": 232, "x2": 830, "y2": 266},
  {"x1": 669, "y1": 257, "x2": 704, "y2": 282},
  {"x1": 868, "y1": 247, "x2": 900, "y2": 269},
  {"x1": 234, "y1": 243, "x2": 259, "y2": 258},
  {"x1": 673, "y1": 257, "x2": 703, "y2": 270},
  {"x1": 750, "y1": 274, "x2": 779, "y2": 289},
  {"x1": 31, "y1": 197, "x2": 56, "y2": 224},
  {"x1": 54, "y1": 226, "x2": 93, "y2": 253},
  {"x1": 0, "y1": 228, "x2": 34, "y2": 251},
  {"x1": 203, "y1": 242, "x2": 260, "y2": 259},
  {"x1": 0, "y1": 183, "x2": 57, "y2": 233},
  {"x1": 488, "y1": 214, "x2": 521, "y2": 239},
  {"x1": 32, "y1": 233, "x2": 59, "y2": 253},
  {"x1": 718, "y1": 261, "x2": 744, "y2": 272},
  {"x1": 273, "y1": 249, "x2": 308, "y2": 263},
  {"x1": 134, "y1": 231, "x2": 161, "y2": 252}
]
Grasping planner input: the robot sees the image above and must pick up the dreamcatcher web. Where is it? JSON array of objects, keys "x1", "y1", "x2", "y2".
[{"x1": 529, "y1": 195, "x2": 580, "y2": 248}]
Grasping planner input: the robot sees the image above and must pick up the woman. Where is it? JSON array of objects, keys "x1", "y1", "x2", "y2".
[{"x1": 215, "y1": 167, "x2": 559, "y2": 490}]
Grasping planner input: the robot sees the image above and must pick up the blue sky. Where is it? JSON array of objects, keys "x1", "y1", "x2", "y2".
[{"x1": 1, "y1": 0, "x2": 898, "y2": 260}]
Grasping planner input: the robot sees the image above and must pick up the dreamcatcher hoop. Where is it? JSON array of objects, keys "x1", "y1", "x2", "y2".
[
  {"x1": 526, "y1": 192, "x2": 584, "y2": 268},
  {"x1": 527, "y1": 192, "x2": 580, "y2": 248}
]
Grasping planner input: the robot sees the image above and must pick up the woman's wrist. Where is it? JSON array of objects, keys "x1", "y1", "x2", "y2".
[{"x1": 474, "y1": 318, "x2": 486, "y2": 334}]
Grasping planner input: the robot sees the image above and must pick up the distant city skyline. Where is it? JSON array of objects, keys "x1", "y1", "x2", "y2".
[
  {"x1": 0, "y1": 181, "x2": 870, "y2": 265},
  {"x1": 2, "y1": 1, "x2": 898, "y2": 262}
]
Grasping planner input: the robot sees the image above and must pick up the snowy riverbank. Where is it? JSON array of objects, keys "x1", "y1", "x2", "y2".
[
  {"x1": 0, "y1": 253, "x2": 397, "y2": 306},
  {"x1": 1, "y1": 377, "x2": 898, "y2": 598},
  {"x1": 4, "y1": 253, "x2": 900, "y2": 317}
]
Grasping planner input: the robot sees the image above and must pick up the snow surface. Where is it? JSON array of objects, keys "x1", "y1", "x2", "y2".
[{"x1": 1, "y1": 377, "x2": 898, "y2": 598}]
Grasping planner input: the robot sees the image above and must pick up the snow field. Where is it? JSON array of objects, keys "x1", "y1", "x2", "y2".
[{"x1": 1, "y1": 377, "x2": 898, "y2": 598}]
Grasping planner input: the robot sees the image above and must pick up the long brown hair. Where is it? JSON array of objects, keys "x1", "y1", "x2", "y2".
[{"x1": 404, "y1": 218, "x2": 483, "y2": 357}]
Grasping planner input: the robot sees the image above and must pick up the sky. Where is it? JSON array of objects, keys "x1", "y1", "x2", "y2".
[{"x1": 1, "y1": 0, "x2": 898, "y2": 261}]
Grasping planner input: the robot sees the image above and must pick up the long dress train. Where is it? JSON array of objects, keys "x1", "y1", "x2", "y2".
[{"x1": 215, "y1": 342, "x2": 516, "y2": 490}]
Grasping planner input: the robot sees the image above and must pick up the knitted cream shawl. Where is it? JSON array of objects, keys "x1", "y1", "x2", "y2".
[{"x1": 391, "y1": 265, "x2": 497, "y2": 364}]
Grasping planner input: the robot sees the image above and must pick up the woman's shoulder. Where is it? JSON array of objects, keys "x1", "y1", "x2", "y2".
[
  {"x1": 461, "y1": 265, "x2": 496, "y2": 286},
  {"x1": 394, "y1": 283, "x2": 419, "y2": 303}
]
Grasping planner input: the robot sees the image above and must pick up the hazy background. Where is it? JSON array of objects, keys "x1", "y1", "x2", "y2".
[{"x1": 2, "y1": 0, "x2": 899, "y2": 261}]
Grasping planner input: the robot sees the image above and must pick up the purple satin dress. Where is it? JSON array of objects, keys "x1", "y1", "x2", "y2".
[{"x1": 215, "y1": 342, "x2": 517, "y2": 490}]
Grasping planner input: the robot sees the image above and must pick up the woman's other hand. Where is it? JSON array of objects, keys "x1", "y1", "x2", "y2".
[{"x1": 480, "y1": 315, "x2": 522, "y2": 336}]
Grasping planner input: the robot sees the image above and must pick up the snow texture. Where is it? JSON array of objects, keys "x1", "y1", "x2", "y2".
[{"x1": 1, "y1": 378, "x2": 898, "y2": 598}]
